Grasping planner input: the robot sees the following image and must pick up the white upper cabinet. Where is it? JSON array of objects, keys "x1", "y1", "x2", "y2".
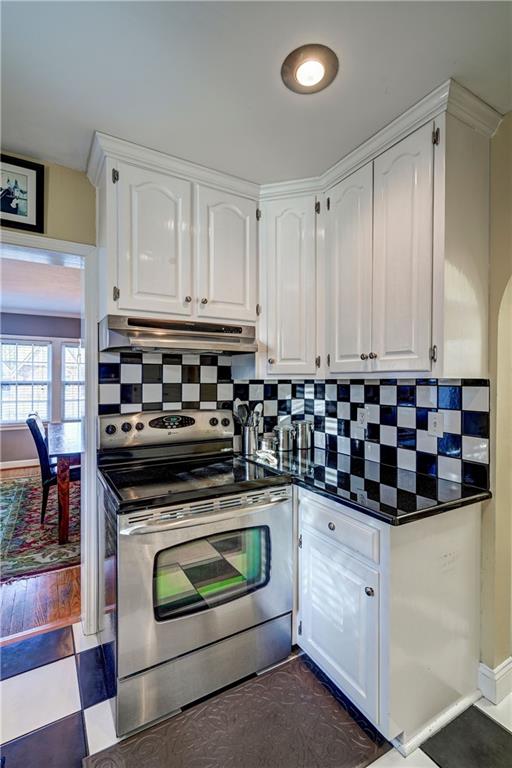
[
  {"x1": 196, "y1": 187, "x2": 257, "y2": 322},
  {"x1": 263, "y1": 196, "x2": 317, "y2": 376},
  {"x1": 327, "y1": 165, "x2": 373, "y2": 374},
  {"x1": 117, "y1": 162, "x2": 193, "y2": 316},
  {"x1": 372, "y1": 122, "x2": 434, "y2": 371}
]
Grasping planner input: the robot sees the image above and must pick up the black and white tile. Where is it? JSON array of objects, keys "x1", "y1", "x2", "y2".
[
  {"x1": 98, "y1": 354, "x2": 490, "y2": 489},
  {"x1": 0, "y1": 622, "x2": 117, "y2": 766}
]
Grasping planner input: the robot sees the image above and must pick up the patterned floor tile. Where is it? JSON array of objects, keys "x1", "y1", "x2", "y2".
[
  {"x1": 1, "y1": 626, "x2": 74, "y2": 681},
  {"x1": 0, "y1": 712, "x2": 86, "y2": 768},
  {"x1": 83, "y1": 699, "x2": 119, "y2": 755},
  {"x1": 72, "y1": 622, "x2": 100, "y2": 653},
  {"x1": 76, "y1": 645, "x2": 115, "y2": 710},
  {"x1": 0, "y1": 656, "x2": 80, "y2": 743}
]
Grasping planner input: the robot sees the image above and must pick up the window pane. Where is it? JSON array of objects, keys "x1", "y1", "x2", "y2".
[
  {"x1": 153, "y1": 527, "x2": 270, "y2": 621},
  {"x1": 0, "y1": 342, "x2": 51, "y2": 423}
]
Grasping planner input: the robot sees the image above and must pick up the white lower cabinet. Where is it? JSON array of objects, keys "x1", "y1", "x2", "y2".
[
  {"x1": 296, "y1": 487, "x2": 482, "y2": 752},
  {"x1": 299, "y1": 524, "x2": 379, "y2": 723}
]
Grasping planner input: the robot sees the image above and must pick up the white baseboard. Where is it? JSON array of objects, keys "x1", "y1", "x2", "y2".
[
  {"x1": 479, "y1": 657, "x2": 512, "y2": 704},
  {"x1": 392, "y1": 690, "x2": 481, "y2": 756},
  {"x1": 0, "y1": 459, "x2": 39, "y2": 470}
]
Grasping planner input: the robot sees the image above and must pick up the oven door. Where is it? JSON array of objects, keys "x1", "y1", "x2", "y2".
[{"x1": 117, "y1": 488, "x2": 293, "y2": 678}]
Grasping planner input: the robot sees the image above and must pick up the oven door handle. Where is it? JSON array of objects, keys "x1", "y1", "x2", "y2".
[{"x1": 119, "y1": 497, "x2": 289, "y2": 536}]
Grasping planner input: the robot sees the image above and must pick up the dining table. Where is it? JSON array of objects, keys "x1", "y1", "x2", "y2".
[{"x1": 47, "y1": 421, "x2": 83, "y2": 545}]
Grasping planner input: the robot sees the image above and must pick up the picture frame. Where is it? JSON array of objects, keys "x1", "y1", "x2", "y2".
[{"x1": 0, "y1": 154, "x2": 45, "y2": 233}]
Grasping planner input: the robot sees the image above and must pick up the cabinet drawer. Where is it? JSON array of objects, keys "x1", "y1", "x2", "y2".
[{"x1": 300, "y1": 496, "x2": 380, "y2": 564}]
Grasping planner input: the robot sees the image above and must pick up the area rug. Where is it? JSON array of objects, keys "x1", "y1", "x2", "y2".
[
  {"x1": 83, "y1": 655, "x2": 390, "y2": 768},
  {"x1": 0, "y1": 476, "x2": 80, "y2": 580}
]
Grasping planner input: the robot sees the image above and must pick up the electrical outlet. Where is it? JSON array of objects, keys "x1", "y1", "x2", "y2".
[
  {"x1": 357, "y1": 490, "x2": 368, "y2": 505},
  {"x1": 357, "y1": 407, "x2": 368, "y2": 428},
  {"x1": 428, "y1": 411, "x2": 444, "y2": 437}
]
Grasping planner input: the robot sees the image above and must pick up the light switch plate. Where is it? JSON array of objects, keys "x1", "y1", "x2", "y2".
[
  {"x1": 428, "y1": 411, "x2": 444, "y2": 437},
  {"x1": 357, "y1": 407, "x2": 368, "y2": 428}
]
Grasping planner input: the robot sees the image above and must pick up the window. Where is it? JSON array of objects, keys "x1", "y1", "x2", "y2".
[
  {"x1": 153, "y1": 527, "x2": 270, "y2": 621},
  {"x1": 62, "y1": 343, "x2": 85, "y2": 421},
  {"x1": 0, "y1": 340, "x2": 51, "y2": 423}
]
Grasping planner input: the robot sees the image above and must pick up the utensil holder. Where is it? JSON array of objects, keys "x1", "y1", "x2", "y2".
[{"x1": 242, "y1": 425, "x2": 258, "y2": 456}]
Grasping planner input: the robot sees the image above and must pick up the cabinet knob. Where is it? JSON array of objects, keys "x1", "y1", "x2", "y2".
[
  {"x1": 360, "y1": 353, "x2": 369, "y2": 360},
  {"x1": 201, "y1": 298, "x2": 208, "y2": 305},
  {"x1": 184, "y1": 296, "x2": 192, "y2": 303},
  {"x1": 328, "y1": 521, "x2": 336, "y2": 531},
  {"x1": 268, "y1": 358, "x2": 275, "y2": 365},
  {"x1": 369, "y1": 352, "x2": 378, "y2": 359},
  {"x1": 365, "y1": 587, "x2": 374, "y2": 597}
]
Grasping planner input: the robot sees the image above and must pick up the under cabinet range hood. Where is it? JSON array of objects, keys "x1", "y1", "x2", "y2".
[{"x1": 99, "y1": 315, "x2": 258, "y2": 354}]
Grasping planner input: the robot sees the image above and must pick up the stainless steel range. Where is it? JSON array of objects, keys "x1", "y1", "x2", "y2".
[{"x1": 97, "y1": 409, "x2": 293, "y2": 736}]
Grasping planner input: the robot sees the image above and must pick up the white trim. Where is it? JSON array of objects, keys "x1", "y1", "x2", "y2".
[
  {"x1": 0, "y1": 229, "x2": 95, "y2": 259},
  {"x1": 259, "y1": 79, "x2": 502, "y2": 201},
  {"x1": 392, "y1": 690, "x2": 481, "y2": 756},
  {"x1": 1, "y1": 230, "x2": 99, "y2": 637},
  {"x1": 0, "y1": 458, "x2": 39, "y2": 470},
  {"x1": 87, "y1": 132, "x2": 259, "y2": 200},
  {"x1": 479, "y1": 657, "x2": 512, "y2": 705}
]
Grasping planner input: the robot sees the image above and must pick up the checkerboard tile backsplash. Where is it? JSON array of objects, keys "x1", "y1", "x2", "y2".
[{"x1": 99, "y1": 352, "x2": 490, "y2": 488}]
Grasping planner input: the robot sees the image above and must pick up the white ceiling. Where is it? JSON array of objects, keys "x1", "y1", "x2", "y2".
[
  {"x1": 0, "y1": 258, "x2": 82, "y2": 317},
  {"x1": 1, "y1": 2, "x2": 511, "y2": 184}
]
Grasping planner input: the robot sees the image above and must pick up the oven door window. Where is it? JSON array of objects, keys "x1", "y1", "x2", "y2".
[{"x1": 153, "y1": 526, "x2": 270, "y2": 621}]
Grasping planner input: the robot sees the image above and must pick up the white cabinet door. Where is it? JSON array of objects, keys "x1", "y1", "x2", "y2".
[
  {"x1": 327, "y1": 165, "x2": 373, "y2": 374},
  {"x1": 264, "y1": 196, "x2": 317, "y2": 376},
  {"x1": 372, "y1": 122, "x2": 434, "y2": 371},
  {"x1": 196, "y1": 187, "x2": 257, "y2": 322},
  {"x1": 117, "y1": 162, "x2": 193, "y2": 315},
  {"x1": 299, "y1": 521, "x2": 379, "y2": 723}
]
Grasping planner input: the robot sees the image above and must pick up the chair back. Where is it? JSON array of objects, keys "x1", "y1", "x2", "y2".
[{"x1": 26, "y1": 413, "x2": 53, "y2": 483}]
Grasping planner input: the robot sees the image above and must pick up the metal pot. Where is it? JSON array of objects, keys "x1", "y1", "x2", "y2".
[{"x1": 273, "y1": 424, "x2": 295, "y2": 452}]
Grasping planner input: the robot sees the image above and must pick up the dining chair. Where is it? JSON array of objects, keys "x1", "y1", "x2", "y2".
[{"x1": 26, "y1": 413, "x2": 81, "y2": 524}]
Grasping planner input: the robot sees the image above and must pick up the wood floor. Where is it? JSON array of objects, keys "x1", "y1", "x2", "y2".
[
  {"x1": 0, "y1": 565, "x2": 82, "y2": 642},
  {"x1": 1, "y1": 466, "x2": 83, "y2": 642}
]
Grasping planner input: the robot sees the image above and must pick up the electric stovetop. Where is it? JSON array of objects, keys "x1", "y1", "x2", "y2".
[{"x1": 99, "y1": 454, "x2": 290, "y2": 512}]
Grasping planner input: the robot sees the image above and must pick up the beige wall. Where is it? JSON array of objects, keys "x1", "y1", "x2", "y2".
[
  {"x1": 1, "y1": 153, "x2": 95, "y2": 245},
  {"x1": 481, "y1": 112, "x2": 512, "y2": 669}
]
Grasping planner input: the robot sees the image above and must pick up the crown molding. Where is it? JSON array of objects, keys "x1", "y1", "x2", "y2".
[
  {"x1": 87, "y1": 132, "x2": 260, "y2": 200},
  {"x1": 87, "y1": 79, "x2": 502, "y2": 203},
  {"x1": 260, "y1": 79, "x2": 503, "y2": 200}
]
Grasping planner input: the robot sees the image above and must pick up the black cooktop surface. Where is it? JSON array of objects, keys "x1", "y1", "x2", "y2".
[{"x1": 99, "y1": 454, "x2": 290, "y2": 511}]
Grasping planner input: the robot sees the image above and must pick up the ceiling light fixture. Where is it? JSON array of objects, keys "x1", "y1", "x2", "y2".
[{"x1": 281, "y1": 44, "x2": 338, "y2": 94}]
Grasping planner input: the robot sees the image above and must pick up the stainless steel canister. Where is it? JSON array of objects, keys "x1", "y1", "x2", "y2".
[
  {"x1": 273, "y1": 424, "x2": 295, "y2": 452},
  {"x1": 294, "y1": 420, "x2": 313, "y2": 452},
  {"x1": 242, "y1": 425, "x2": 258, "y2": 456}
]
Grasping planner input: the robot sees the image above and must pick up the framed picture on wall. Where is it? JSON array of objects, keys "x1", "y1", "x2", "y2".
[{"x1": 0, "y1": 154, "x2": 44, "y2": 233}]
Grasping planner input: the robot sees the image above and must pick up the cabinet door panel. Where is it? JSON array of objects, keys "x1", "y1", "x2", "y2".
[
  {"x1": 117, "y1": 163, "x2": 192, "y2": 315},
  {"x1": 372, "y1": 123, "x2": 434, "y2": 371},
  {"x1": 197, "y1": 187, "x2": 257, "y2": 322},
  {"x1": 265, "y1": 197, "x2": 317, "y2": 376},
  {"x1": 299, "y1": 522, "x2": 379, "y2": 723},
  {"x1": 327, "y1": 165, "x2": 373, "y2": 374}
]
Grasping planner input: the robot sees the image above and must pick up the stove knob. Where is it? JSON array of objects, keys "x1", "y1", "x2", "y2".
[
  {"x1": 135, "y1": 422, "x2": 144, "y2": 431},
  {"x1": 221, "y1": 418, "x2": 230, "y2": 427},
  {"x1": 105, "y1": 424, "x2": 116, "y2": 436},
  {"x1": 121, "y1": 422, "x2": 132, "y2": 433},
  {"x1": 209, "y1": 417, "x2": 219, "y2": 426}
]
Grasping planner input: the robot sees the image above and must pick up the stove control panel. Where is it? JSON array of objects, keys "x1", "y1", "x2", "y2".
[{"x1": 98, "y1": 409, "x2": 234, "y2": 449}]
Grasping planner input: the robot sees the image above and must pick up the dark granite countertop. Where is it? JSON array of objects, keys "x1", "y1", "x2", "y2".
[{"x1": 245, "y1": 449, "x2": 491, "y2": 526}]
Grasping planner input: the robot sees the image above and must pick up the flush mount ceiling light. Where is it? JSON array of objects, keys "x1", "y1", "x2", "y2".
[{"x1": 281, "y1": 44, "x2": 339, "y2": 94}]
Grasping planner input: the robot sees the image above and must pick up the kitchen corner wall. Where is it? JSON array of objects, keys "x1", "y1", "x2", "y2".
[{"x1": 99, "y1": 351, "x2": 490, "y2": 490}]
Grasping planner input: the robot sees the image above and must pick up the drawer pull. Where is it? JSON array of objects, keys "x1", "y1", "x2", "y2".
[
  {"x1": 365, "y1": 587, "x2": 374, "y2": 597},
  {"x1": 328, "y1": 521, "x2": 336, "y2": 531}
]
